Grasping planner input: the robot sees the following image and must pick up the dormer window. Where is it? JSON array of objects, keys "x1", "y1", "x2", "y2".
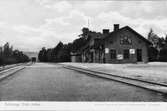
[{"x1": 120, "y1": 36, "x2": 132, "y2": 45}]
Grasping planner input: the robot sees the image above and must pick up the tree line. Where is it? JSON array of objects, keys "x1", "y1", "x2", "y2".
[
  {"x1": 38, "y1": 27, "x2": 167, "y2": 62},
  {"x1": 38, "y1": 28, "x2": 89, "y2": 62},
  {"x1": 148, "y1": 29, "x2": 167, "y2": 61},
  {"x1": 0, "y1": 42, "x2": 30, "y2": 65}
]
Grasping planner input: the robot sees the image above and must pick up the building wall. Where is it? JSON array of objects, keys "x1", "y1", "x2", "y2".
[
  {"x1": 81, "y1": 42, "x2": 104, "y2": 63},
  {"x1": 104, "y1": 28, "x2": 148, "y2": 63},
  {"x1": 93, "y1": 50, "x2": 104, "y2": 63},
  {"x1": 71, "y1": 55, "x2": 82, "y2": 62}
]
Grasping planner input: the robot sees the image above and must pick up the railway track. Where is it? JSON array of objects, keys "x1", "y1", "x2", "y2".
[
  {"x1": 0, "y1": 63, "x2": 32, "y2": 81},
  {"x1": 0, "y1": 62, "x2": 32, "y2": 72},
  {"x1": 63, "y1": 65, "x2": 167, "y2": 95}
]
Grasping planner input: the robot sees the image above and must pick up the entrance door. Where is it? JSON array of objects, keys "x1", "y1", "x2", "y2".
[
  {"x1": 137, "y1": 49, "x2": 142, "y2": 62},
  {"x1": 90, "y1": 52, "x2": 94, "y2": 62}
]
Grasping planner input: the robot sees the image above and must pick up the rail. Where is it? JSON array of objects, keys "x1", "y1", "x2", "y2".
[
  {"x1": 0, "y1": 62, "x2": 32, "y2": 81},
  {"x1": 63, "y1": 65, "x2": 167, "y2": 95}
]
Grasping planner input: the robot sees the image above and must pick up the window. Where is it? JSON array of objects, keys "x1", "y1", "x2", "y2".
[
  {"x1": 110, "y1": 49, "x2": 116, "y2": 59},
  {"x1": 123, "y1": 49, "x2": 130, "y2": 59},
  {"x1": 109, "y1": 38, "x2": 113, "y2": 44},
  {"x1": 110, "y1": 40, "x2": 113, "y2": 44}
]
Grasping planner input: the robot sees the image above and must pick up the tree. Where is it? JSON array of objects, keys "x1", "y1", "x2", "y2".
[
  {"x1": 56, "y1": 44, "x2": 71, "y2": 62},
  {"x1": 165, "y1": 34, "x2": 167, "y2": 44},
  {"x1": 46, "y1": 48, "x2": 53, "y2": 62},
  {"x1": 52, "y1": 42, "x2": 64, "y2": 62},
  {"x1": 148, "y1": 47, "x2": 158, "y2": 61},
  {"x1": 80, "y1": 27, "x2": 89, "y2": 39},
  {"x1": 148, "y1": 28, "x2": 153, "y2": 41},
  {"x1": 13, "y1": 50, "x2": 30, "y2": 63},
  {"x1": 147, "y1": 29, "x2": 159, "y2": 49},
  {"x1": 147, "y1": 29, "x2": 165, "y2": 61},
  {"x1": 3, "y1": 42, "x2": 11, "y2": 57},
  {"x1": 158, "y1": 37, "x2": 165, "y2": 48},
  {"x1": 70, "y1": 28, "x2": 91, "y2": 52},
  {"x1": 158, "y1": 34, "x2": 167, "y2": 61},
  {"x1": 38, "y1": 41, "x2": 73, "y2": 63},
  {"x1": 38, "y1": 47, "x2": 47, "y2": 62},
  {"x1": 0, "y1": 42, "x2": 30, "y2": 65}
]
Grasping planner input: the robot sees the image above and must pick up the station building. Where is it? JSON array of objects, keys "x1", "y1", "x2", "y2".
[
  {"x1": 75, "y1": 24, "x2": 152, "y2": 63},
  {"x1": 103, "y1": 24, "x2": 152, "y2": 63}
]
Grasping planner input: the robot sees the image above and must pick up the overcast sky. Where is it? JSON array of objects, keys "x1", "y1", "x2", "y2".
[{"x1": 0, "y1": 0, "x2": 167, "y2": 52}]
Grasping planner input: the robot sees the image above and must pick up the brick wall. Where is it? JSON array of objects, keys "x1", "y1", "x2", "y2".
[{"x1": 104, "y1": 28, "x2": 148, "y2": 63}]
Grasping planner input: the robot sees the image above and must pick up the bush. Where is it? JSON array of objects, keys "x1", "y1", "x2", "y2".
[{"x1": 148, "y1": 46, "x2": 158, "y2": 61}]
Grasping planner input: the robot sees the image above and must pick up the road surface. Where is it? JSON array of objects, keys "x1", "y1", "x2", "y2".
[{"x1": 0, "y1": 63, "x2": 167, "y2": 101}]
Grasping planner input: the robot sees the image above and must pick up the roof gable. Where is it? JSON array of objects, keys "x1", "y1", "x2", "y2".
[
  {"x1": 104, "y1": 26, "x2": 152, "y2": 45},
  {"x1": 123, "y1": 26, "x2": 152, "y2": 45}
]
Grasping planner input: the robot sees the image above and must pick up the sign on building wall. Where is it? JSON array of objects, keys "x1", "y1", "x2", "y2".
[
  {"x1": 117, "y1": 54, "x2": 123, "y2": 60},
  {"x1": 105, "y1": 48, "x2": 109, "y2": 54},
  {"x1": 129, "y1": 49, "x2": 135, "y2": 54}
]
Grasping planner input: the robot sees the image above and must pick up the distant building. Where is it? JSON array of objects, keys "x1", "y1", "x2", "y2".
[
  {"x1": 78, "y1": 24, "x2": 152, "y2": 63},
  {"x1": 23, "y1": 52, "x2": 39, "y2": 62}
]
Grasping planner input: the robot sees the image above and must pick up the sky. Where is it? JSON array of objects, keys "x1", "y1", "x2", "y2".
[{"x1": 0, "y1": 0, "x2": 167, "y2": 52}]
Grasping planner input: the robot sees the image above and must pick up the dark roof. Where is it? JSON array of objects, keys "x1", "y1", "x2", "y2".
[
  {"x1": 79, "y1": 32, "x2": 102, "y2": 51},
  {"x1": 103, "y1": 26, "x2": 152, "y2": 45},
  {"x1": 78, "y1": 25, "x2": 152, "y2": 52}
]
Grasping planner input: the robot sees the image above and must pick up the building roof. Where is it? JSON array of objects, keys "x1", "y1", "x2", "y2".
[
  {"x1": 103, "y1": 26, "x2": 152, "y2": 45},
  {"x1": 78, "y1": 25, "x2": 152, "y2": 52},
  {"x1": 79, "y1": 31, "x2": 102, "y2": 51}
]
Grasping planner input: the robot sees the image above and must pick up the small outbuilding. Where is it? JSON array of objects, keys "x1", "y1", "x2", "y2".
[{"x1": 70, "y1": 52, "x2": 82, "y2": 62}]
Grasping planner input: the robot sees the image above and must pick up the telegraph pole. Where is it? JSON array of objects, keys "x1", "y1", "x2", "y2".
[{"x1": 88, "y1": 19, "x2": 90, "y2": 29}]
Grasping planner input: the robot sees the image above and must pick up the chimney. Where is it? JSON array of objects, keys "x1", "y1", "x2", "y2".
[
  {"x1": 114, "y1": 24, "x2": 119, "y2": 31},
  {"x1": 103, "y1": 29, "x2": 109, "y2": 34}
]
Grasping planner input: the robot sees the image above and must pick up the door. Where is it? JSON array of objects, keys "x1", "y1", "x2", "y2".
[
  {"x1": 90, "y1": 52, "x2": 94, "y2": 62},
  {"x1": 137, "y1": 49, "x2": 142, "y2": 62}
]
